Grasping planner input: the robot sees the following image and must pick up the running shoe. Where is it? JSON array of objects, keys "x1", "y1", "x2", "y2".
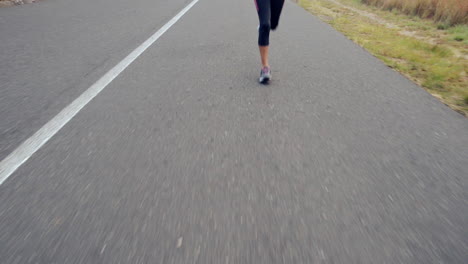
[{"x1": 259, "y1": 66, "x2": 271, "y2": 84}]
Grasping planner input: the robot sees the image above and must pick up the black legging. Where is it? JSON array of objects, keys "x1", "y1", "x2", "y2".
[{"x1": 255, "y1": 0, "x2": 285, "y2": 46}]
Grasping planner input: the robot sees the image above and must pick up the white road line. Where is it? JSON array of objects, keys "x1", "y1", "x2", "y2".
[{"x1": 0, "y1": 0, "x2": 200, "y2": 185}]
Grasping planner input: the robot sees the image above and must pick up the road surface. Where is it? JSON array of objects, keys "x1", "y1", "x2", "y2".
[{"x1": 0, "y1": 0, "x2": 467, "y2": 263}]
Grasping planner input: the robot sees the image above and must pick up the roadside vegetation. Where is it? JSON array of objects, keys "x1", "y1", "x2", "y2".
[
  {"x1": 362, "y1": 0, "x2": 467, "y2": 26},
  {"x1": 298, "y1": 0, "x2": 468, "y2": 116}
]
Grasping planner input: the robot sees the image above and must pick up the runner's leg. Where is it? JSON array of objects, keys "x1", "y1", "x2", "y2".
[
  {"x1": 255, "y1": 0, "x2": 271, "y2": 46},
  {"x1": 255, "y1": 0, "x2": 272, "y2": 83},
  {"x1": 271, "y1": 0, "x2": 285, "y2": 30}
]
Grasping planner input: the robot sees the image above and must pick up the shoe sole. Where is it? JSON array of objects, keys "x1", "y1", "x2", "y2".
[
  {"x1": 259, "y1": 77, "x2": 270, "y2": 84},
  {"x1": 259, "y1": 74, "x2": 271, "y2": 84}
]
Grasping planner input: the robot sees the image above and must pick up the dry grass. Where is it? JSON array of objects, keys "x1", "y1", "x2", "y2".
[{"x1": 360, "y1": 0, "x2": 468, "y2": 25}]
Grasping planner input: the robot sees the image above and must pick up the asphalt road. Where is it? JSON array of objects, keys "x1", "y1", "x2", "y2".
[{"x1": 0, "y1": 0, "x2": 467, "y2": 263}]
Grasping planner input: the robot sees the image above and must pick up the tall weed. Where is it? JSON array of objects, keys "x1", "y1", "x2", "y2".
[{"x1": 361, "y1": 0, "x2": 468, "y2": 25}]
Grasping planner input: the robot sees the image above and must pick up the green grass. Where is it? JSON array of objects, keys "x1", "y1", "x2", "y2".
[
  {"x1": 298, "y1": 0, "x2": 468, "y2": 115},
  {"x1": 448, "y1": 25, "x2": 468, "y2": 43}
]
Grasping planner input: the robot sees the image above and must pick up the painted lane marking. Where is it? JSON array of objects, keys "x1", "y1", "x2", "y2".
[{"x1": 0, "y1": 0, "x2": 200, "y2": 184}]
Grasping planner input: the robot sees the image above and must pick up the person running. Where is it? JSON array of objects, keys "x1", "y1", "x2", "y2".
[{"x1": 255, "y1": 0, "x2": 285, "y2": 84}]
